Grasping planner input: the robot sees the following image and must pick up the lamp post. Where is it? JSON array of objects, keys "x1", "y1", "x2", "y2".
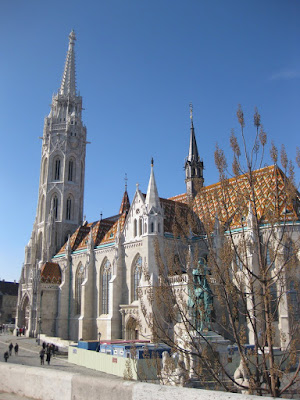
[
  {"x1": 98, "y1": 332, "x2": 101, "y2": 352},
  {"x1": 37, "y1": 316, "x2": 42, "y2": 345}
]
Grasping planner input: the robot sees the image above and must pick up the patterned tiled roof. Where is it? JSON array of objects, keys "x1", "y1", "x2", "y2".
[
  {"x1": 119, "y1": 190, "x2": 130, "y2": 214},
  {"x1": 40, "y1": 262, "x2": 61, "y2": 284},
  {"x1": 160, "y1": 197, "x2": 190, "y2": 233},
  {"x1": 193, "y1": 165, "x2": 300, "y2": 230},
  {"x1": 168, "y1": 193, "x2": 187, "y2": 203}
]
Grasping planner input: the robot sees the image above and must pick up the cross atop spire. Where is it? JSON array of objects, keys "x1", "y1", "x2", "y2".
[{"x1": 60, "y1": 30, "x2": 77, "y2": 97}]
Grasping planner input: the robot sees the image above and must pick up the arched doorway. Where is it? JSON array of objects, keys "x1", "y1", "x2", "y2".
[
  {"x1": 19, "y1": 296, "x2": 30, "y2": 329},
  {"x1": 126, "y1": 317, "x2": 139, "y2": 340}
]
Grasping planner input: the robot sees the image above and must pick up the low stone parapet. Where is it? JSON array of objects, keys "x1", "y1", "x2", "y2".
[{"x1": 0, "y1": 363, "x2": 279, "y2": 400}]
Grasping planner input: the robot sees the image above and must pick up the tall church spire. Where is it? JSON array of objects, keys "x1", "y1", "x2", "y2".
[
  {"x1": 60, "y1": 30, "x2": 77, "y2": 97},
  {"x1": 185, "y1": 104, "x2": 204, "y2": 198}
]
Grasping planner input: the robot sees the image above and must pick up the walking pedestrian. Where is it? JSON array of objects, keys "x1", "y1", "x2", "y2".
[
  {"x1": 46, "y1": 349, "x2": 51, "y2": 365},
  {"x1": 8, "y1": 343, "x2": 13, "y2": 356},
  {"x1": 39, "y1": 349, "x2": 45, "y2": 365},
  {"x1": 14, "y1": 343, "x2": 19, "y2": 355},
  {"x1": 4, "y1": 351, "x2": 9, "y2": 362}
]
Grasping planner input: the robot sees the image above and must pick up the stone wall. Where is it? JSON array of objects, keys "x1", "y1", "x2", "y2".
[{"x1": 0, "y1": 363, "x2": 279, "y2": 400}]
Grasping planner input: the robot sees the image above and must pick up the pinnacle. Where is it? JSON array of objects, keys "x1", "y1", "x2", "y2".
[{"x1": 60, "y1": 30, "x2": 77, "y2": 97}]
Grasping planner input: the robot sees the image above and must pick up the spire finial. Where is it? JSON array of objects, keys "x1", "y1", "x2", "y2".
[
  {"x1": 151, "y1": 157, "x2": 154, "y2": 167},
  {"x1": 69, "y1": 30, "x2": 76, "y2": 44},
  {"x1": 124, "y1": 173, "x2": 128, "y2": 191},
  {"x1": 189, "y1": 103, "x2": 193, "y2": 124}
]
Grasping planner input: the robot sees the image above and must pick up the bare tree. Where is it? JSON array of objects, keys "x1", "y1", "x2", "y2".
[{"x1": 140, "y1": 106, "x2": 300, "y2": 397}]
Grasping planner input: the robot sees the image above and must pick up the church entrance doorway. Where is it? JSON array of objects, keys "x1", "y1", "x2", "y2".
[
  {"x1": 19, "y1": 295, "x2": 30, "y2": 329},
  {"x1": 126, "y1": 317, "x2": 139, "y2": 340}
]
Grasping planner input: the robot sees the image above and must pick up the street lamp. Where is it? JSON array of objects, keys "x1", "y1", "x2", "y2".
[{"x1": 37, "y1": 317, "x2": 42, "y2": 345}]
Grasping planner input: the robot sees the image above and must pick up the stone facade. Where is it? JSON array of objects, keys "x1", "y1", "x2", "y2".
[{"x1": 15, "y1": 32, "x2": 300, "y2": 351}]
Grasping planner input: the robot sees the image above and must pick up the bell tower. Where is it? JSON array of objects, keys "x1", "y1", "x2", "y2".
[
  {"x1": 36, "y1": 30, "x2": 86, "y2": 261},
  {"x1": 16, "y1": 31, "x2": 87, "y2": 337},
  {"x1": 185, "y1": 104, "x2": 204, "y2": 198}
]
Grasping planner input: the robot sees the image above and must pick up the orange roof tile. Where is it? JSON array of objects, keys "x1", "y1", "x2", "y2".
[
  {"x1": 193, "y1": 165, "x2": 300, "y2": 231},
  {"x1": 40, "y1": 262, "x2": 61, "y2": 284}
]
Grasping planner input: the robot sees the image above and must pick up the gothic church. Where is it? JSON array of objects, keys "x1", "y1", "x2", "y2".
[{"x1": 16, "y1": 31, "x2": 300, "y2": 347}]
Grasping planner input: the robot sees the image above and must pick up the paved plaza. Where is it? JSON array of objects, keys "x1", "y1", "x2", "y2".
[{"x1": 0, "y1": 332, "x2": 123, "y2": 399}]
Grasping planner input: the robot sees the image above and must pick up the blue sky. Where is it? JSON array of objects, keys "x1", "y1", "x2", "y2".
[{"x1": 1, "y1": 0, "x2": 299, "y2": 281}]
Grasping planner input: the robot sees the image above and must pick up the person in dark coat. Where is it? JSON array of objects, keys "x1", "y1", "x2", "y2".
[
  {"x1": 42, "y1": 342, "x2": 46, "y2": 350},
  {"x1": 8, "y1": 343, "x2": 13, "y2": 356},
  {"x1": 14, "y1": 343, "x2": 19, "y2": 355},
  {"x1": 4, "y1": 351, "x2": 9, "y2": 362},
  {"x1": 39, "y1": 349, "x2": 45, "y2": 365},
  {"x1": 46, "y1": 349, "x2": 51, "y2": 365}
]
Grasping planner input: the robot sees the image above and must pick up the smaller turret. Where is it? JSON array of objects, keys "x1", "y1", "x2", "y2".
[{"x1": 144, "y1": 159, "x2": 163, "y2": 235}]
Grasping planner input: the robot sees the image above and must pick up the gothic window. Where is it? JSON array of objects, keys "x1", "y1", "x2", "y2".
[
  {"x1": 41, "y1": 158, "x2": 47, "y2": 184},
  {"x1": 288, "y1": 281, "x2": 300, "y2": 322},
  {"x1": 68, "y1": 159, "x2": 74, "y2": 182},
  {"x1": 52, "y1": 195, "x2": 58, "y2": 219},
  {"x1": 54, "y1": 158, "x2": 61, "y2": 181},
  {"x1": 39, "y1": 195, "x2": 45, "y2": 222},
  {"x1": 101, "y1": 259, "x2": 111, "y2": 314},
  {"x1": 270, "y1": 282, "x2": 278, "y2": 322},
  {"x1": 133, "y1": 255, "x2": 142, "y2": 302},
  {"x1": 75, "y1": 264, "x2": 84, "y2": 315},
  {"x1": 66, "y1": 197, "x2": 72, "y2": 220},
  {"x1": 151, "y1": 222, "x2": 154, "y2": 233},
  {"x1": 235, "y1": 254, "x2": 243, "y2": 271},
  {"x1": 139, "y1": 218, "x2": 143, "y2": 235},
  {"x1": 80, "y1": 163, "x2": 84, "y2": 188},
  {"x1": 134, "y1": 219, "x2": 137, "y2": 237},
  {"x1": 158, "y1": 223, "x2": 160, "y2": 233}
]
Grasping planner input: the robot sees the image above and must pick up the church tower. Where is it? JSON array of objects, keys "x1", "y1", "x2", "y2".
[
  {"x1": 185, "y1": 105, "x2": 204, "y2": 198},
  {"x1": 36, "y1": 30, "x2": 86, "y2": 261},
  {"x1": 16, "y1": 31, "x2": 87, "y2": 336}
]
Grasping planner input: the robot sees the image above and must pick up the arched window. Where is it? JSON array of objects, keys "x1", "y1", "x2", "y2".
[
  {"x1": 39, "y1": 195, "x2": 45, "y2": 223},
  {"x1": 66, "y1": 197, "x2": 72, "y2": 220},
  {"x1": 288, "y1": 281, "x2": 300, "y2": 322},
  {"x1": 151, "y1": 222, "x2": 154, "y2": 233},
  {"x1": 270, "y1": 282, "x2": 278, "y2": 322},
  {"x1": 37, "y1": 232, "x2": 43, "y2": 261},
  {"x1": 41, "y1": 158, "x2": 47, "y2": 184},
  {"x1": 68, "y1": 159, "x2": 74, "y2": 182},
  {"x1": 102, "y1": 260, "x2": 111, "y2": 314},
  {"x1": 134, "y1": 219, "x2": 137, "y2": 237},
  {"x1": 133, "y1": 255, "x2": 142, "y2": 301},
  {"x1": 54, "y1": 158, "x2": 61, "y2": 181},
  {"x1": 52, "y1": 195, "x2": 58, "y2": 220},
  {"x1": 75, "y1": 264, "x2": 84, "y2": 315},
  {"x1": 139, "y1": 218, "x2": 143, "y2": 235}
]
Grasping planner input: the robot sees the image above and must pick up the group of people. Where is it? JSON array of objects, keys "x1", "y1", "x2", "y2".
[
  {"x1": 3, "y1": 342, "x2": 18, "y2": 362},
  {"x1": 39, "y1": 342, "x2": 56, "y2": 365},
  {"x1": 16, "y1": 327, "x2": 26, "y2": 336}
]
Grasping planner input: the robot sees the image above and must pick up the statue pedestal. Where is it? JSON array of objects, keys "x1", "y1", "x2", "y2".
[{"x1": 176, "y1": 331, "x2": 232, "y2": 383}]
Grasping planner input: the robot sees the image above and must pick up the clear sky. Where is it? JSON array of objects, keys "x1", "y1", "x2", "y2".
[{"x1": 0, "y1": 0, "x2": 299, "y2": 281}]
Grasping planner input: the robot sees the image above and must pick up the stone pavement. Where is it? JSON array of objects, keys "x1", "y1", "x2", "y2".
[
  {"x1": 0, "y1": 331, "x2": 123, "y2": 399},
  {"x1": 0, "y1": 332, "x2": 121, "y2": 380}
]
